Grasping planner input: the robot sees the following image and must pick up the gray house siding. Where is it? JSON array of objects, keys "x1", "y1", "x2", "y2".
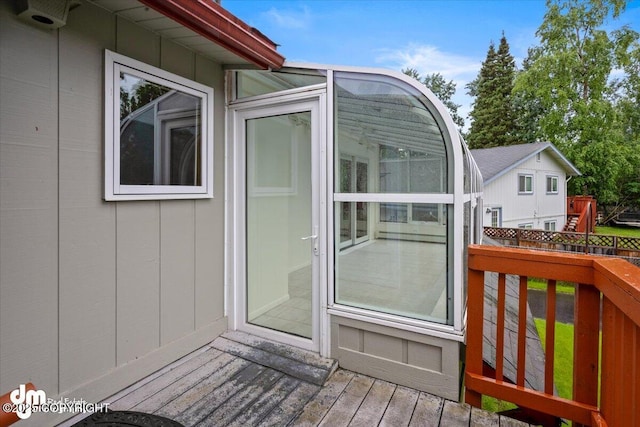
[{"x1": 0, "y1": 2, "x2": 226, "y2": 425}]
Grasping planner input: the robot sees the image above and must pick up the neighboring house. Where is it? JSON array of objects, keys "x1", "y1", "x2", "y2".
[
  {"x1": 471, "y1": 142, "x2": 580, "y2": 231},
  {"x1": 0, "y1": 1, "x2": 483, "y2": 425}
]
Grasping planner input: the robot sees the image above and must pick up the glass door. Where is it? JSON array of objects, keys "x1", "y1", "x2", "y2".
[
  {"x1": 339, "y1": 156, "x2": 369, "y2": 249},
  {"x1": 235, "y1": 96, "x2": 322, "y2": 351}
]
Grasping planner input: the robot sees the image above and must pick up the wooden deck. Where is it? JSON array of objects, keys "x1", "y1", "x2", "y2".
[{"x1": 68, "y1": 331, "x2": 530, "y2": 427}]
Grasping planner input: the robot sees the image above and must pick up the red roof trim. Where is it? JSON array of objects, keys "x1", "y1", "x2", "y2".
[{"x1": 138, "y1": 0, "x2": 285, "y2": 69}]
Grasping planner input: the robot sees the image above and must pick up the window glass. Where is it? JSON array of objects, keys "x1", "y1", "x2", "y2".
[
  {"x1": 334, "y1": 202, "x2": 449, "y2": 323},
  {"x1": 334, "y1": 73, "x2": 447, "y2": 194},
  {"x1": 546, "y1": 176, "x2": 558, "y2": 193},
  {"x1": 120, "y1": 73, "x2": 201, "y2": 186},
  {"x1": 518, "y1": 174, "x2": 533, "y2": 193},
  {"x1": 333, "y1": 71, "x2": 451, "y2": 325},
  {"x1": 491, "y1": 208, "x2": 501, "y2": 227},
  {"x1": 105, "y1": 50, "x2": 213, "y2": 200},
  {"x1": 235, "y1": 69, "x2": 326, "y2": 99}
]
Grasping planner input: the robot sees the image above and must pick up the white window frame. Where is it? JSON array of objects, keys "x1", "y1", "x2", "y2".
[
  {"x1": 518, "y1": 223, "x2": 534, "y2": 229},
  {"x1": 518, "y1": 174, "x2": 533, "y2": 194},
  {"x1": 546, "y1": 175, "x2": 559, "y2": 194},
  {"x1": 490, "y1": 207, "x2": 502, "y2": 227},
  {"x1": 104, "y1": 50, "x2": 214, "y2": 201},
  {"x1": 544, "y1": 220, "x2": 556, "y2": 231}
]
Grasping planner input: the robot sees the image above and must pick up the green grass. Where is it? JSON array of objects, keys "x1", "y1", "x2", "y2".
[
  {"x1": 481, "y1": 320, "x2": 575, "y2": 414},
  {"x1": 528, "y1": 277, "x2": 575, "y2": 294},
  {"x1": 535, "y1": 319, "x2": 574, "y2": 399},
  {"x1": 595, "y1": 225, "x2": 640, "y2": 238}
]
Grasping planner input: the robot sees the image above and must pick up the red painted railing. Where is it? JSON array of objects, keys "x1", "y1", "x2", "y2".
[
  {"x1": 465, "y1": 245, "x2": 640, "y2": 427},
  {"x1": 567, "y1": 196, "x2": 597, "y2": 233}
]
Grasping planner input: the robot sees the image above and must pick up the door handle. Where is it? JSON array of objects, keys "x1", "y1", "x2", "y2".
[{"x1": 301, "y1": 227, "x2": 319, "y2": 255}]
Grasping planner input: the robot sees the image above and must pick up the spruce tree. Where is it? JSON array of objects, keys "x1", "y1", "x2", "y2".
[{"x1": 466, "y1": 34, "x2": 518, "y2": 148}]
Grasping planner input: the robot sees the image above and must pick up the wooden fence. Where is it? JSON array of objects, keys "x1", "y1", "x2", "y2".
[{"x1": 484, "y1": 226, "x2": 640, "y2": 264}]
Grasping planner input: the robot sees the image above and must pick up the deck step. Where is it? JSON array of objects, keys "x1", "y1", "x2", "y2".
[{"x1": 211, "y1": 331, "x2": 338, "y2": 386}]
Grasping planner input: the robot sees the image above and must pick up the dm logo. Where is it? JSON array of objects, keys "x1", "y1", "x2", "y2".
[{"x1": 10, "y1": 383, "x2": 46, "y2": 419}]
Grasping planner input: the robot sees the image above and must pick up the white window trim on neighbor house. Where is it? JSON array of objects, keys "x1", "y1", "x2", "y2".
[
  {"x1": 518, "y1": 174, "x2": 533, "y2": 195},
  {"x1": 546, "y1": 175, "x2": 559, "y2": 194},
  {"x1": 544, "y1": 220, "x2": 557, "y2": 231},
  {"x1": 104, "y1": 50, "x2": 214, "y2": 201}
]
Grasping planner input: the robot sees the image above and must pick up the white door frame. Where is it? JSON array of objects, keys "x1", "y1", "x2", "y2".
[{"x1": 226, "y1": 87, "x2": 328, "y2": 354}]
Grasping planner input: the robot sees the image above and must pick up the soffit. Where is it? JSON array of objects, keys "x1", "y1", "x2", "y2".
[{"x1": 86, "y1": 0, "x2": 284, "y2": 68}]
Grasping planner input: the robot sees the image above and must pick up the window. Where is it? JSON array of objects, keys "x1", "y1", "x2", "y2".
[
  {"x1": 333, "y1": 72, "x2": 451, "y2": 325},
  {"x1": 491, "y1": 208, "x2": 501, "y2": 227},
  {"x1": 104, "y1": 50, "x2": 214, "y2": 200},
  {"x1": 518, "y1": 174, "x2": 533, "y2": 194},
  {"x1": 546, "y1": 176, "x2": 558, "y2": 194},
  {"x1": 518, "y1": 223, "x2": 534, "y2": 229},
  {"x1": 379, "y1": 145, "x2": 446, "y2": 224},
  {"x1": 544, "y1": 221, "x2": 556, "y2": 231}
]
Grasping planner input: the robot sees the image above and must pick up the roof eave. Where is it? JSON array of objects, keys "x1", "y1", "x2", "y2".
[{"x1": 139, "y1": 0, "x2": 285, "y2": 70}]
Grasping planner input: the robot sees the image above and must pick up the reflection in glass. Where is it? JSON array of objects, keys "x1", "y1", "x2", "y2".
[
  {"x1": 246, "y1": 112, "x2": 313, "y2": 339},
  {"x1": 119, "y1": 72, "x2": 201, "y2": 186},
  {"x1": 339, "y1": 157, "x2": 369, "y2": 248}
]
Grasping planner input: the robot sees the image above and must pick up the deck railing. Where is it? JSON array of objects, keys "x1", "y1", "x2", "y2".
[{"x1": 465, "y1": 245, "x2": 640, "y2": 427}]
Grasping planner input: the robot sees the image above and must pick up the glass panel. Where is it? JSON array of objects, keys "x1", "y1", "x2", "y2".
[
  {"x1": 119, "y1": 72, "x2": 201, "y2": 186},
  {"x1": 236, "y1": 69, "x2": 326, "y2": 99},
  {"x1": 246, "y1": 112, "x2": 312, "y2": 338},
  {"x1": 412, "y1": 203, "x2": 441, "y2": 222},
  {"x1": 356, "y1": 162, "x2": 368, "y2": 239},
  {"x1": 340, "y1": 158, "x2": 353, "y2": 244},
  {"x1": 335, "y1": 73, "x2": 447, "y2": 194},
  {"x1": 335, "y1": 203, "x2": 449, "y2": 324},
  {"x1": 380, "y1": 203, "x2": 408, "y2": 223},
  {"x1": 356, "y1": 202, "x2": 368, "y2": 238}
]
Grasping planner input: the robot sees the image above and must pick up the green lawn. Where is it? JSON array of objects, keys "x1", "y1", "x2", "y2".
[
  {"x1": 481, "y1": 319, "x2": 574, "y2": 414},
  {"x1": 595, "y1": 225, "x2": 640, "y2": 238},
  {"x1": 534, "y1": 319, "x2": 574, "y2": 399},
  {"x1": 528, "y1": 278, "x2": 575, "y2": 294}
]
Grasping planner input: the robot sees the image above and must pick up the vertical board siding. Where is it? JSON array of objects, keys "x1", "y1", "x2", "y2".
[
  {"x1": 158, "y1": 40, "x2": 198, "y2": 346},
  {"x1": 195, "y1": 55, "x2": 225, "y2": 327},
  {"x1": 0, "y1": 3, "x2": 59, "y2": 395},
  {"x1": 160, "y1": 201, "x2": 196, "y2": 345},
  {"x1": 58, "y1": 4, "x2": 117, "y2": 392},
  {"x1": 0, "y1": 0, "x2": 226, "y2": 412},
  {"x1": 116, "y1": 202, "x2": 161, "y2": 365}
]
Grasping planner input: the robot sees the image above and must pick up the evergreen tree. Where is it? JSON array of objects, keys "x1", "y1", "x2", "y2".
[
  {"x1": 466, "y1": 34, "x2": 518, "y2": 148},
  {"x1": 403, "y1": 68, "x2": 465, "y2": 130}
]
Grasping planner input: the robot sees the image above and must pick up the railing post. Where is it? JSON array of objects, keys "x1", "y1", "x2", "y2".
[
  {"x1": 573, "y1": 283, "x2": 601, "y2": 427},
  {"x1": 465, "y1": 266, "x2": 485, "y2": 408}
]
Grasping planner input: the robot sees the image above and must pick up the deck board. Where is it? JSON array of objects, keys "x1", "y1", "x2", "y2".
[
  {"x1": 408, "y1": 392, "x2": 444, "y2": 426},
  {"x1": 70, "y1": 334, "x2": 532, "y2": 427},
  {"x1": 290, "y1": 369, "x2": 355, "y2": 426},
  {"x1": 378, "y1": 385, "x2": 420, "y2": 427},
  {"x1": 317, "y1": 374, "x2": 374, "y2": 427},
  {"x1": 348, "y1": 379, "x2": 396, "y2": 426}
]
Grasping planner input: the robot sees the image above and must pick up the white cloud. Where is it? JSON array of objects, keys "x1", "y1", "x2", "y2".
[
  {"x1": 376, "y1": 44, "x2": 482, "y2": 129},
  {"x1": 376, "y1": 44, "x2": 480, "y2": 83},
  {"x1": 263, "y1": 6, "x2": 311, "y2": 30}
]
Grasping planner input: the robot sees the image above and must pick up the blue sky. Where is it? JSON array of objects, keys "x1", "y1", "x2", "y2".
[{"x1": 224, "y1": 0, "x2": 640, "y2": 127}]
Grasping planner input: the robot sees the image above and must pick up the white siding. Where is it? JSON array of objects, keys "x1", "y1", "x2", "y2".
[
  {"x1": 0, "y1": 2, "x2": 227, "y2": 425},
  {"x1": 482, "y1": 151, "x2": 568, "y2": 229}
]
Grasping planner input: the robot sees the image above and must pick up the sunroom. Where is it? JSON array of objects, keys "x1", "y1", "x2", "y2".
[{"x1": 226, "y1": 65, "x2": 483, "y2": 399}]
